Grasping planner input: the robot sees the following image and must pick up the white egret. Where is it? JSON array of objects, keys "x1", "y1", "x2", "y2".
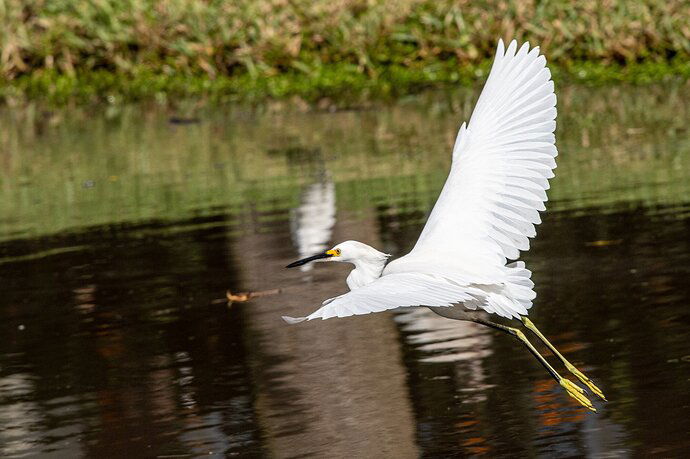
[{"x1": 284, "y1": 39, "x2": 606, "y2": 411}]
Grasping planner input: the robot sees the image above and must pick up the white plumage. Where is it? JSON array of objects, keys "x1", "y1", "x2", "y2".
[
  {"x1": 282, "y1": 62, "x2": 608, "y2": 412},
  {"x1": 284, "y1": 39, "x2": 557, "y2": 323}
]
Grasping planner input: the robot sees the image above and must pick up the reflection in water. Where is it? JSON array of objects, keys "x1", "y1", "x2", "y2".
[
  {"x1": 0, "y1": 373, "x2": 47, "y2": 456},
  {"x1": 232, "y1": 206, "x2": 418, "y2": 458},
  {"x1": 0, "y1": 220, "x2": 267, "y2": 457},
  {"x1": 290, "y1": 180, "x2": 336, "y2": 272},
  {"x1": 395, "y1": 309, "x2": 493, "y2": 365},
  {"x1": 0, "y1": 86, "x2": 689, "y2": 456},
  {"x1": 1, "y1": 203, "x2": 686, "y2": 456},
  {"x1": 1, "y1": 84, "x2": 689, "y2": 242}
]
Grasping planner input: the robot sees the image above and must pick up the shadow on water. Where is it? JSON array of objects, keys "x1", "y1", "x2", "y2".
[{"x1": 0, "y1": 83, "x2": 689, "y2": 456}]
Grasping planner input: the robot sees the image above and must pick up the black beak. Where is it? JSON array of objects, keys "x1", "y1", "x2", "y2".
[{"x1": 286, "y1": 252, "x2": 332, "y2": 268}]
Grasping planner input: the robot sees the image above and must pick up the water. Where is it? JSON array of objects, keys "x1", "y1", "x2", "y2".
[{"x1": 1, "y1": 84, "x2": 689, "y2": 457}]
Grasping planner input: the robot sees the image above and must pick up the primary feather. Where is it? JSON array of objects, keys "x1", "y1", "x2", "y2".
[{"x1": 285, "y1": 39, "x2": 557, "y2": 322}]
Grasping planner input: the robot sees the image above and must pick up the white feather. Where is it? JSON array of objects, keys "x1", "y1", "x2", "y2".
[{"x1": 286, "y1": 39, "x2": 557, "y2": 322}]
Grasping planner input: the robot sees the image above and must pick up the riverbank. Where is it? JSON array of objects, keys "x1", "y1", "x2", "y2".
[
  {"x1": 3, "y1": 59, "x2": 689, "y2": 106},
  {"x1": 1, "y1": 0, "x2": 688, "y2": 105}
]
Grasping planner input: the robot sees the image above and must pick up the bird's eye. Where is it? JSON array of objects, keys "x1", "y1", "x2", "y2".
[{"x1": 334, "y1": 249, "x2": 341, "y2": 256}]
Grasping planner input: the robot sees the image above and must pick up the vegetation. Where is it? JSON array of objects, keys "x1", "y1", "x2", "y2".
[
  {"x1": 1, "y1": 0, "x2": 689, "y2": 104},
  {"x1": 1, "y1": 83, "x2": 688, "y2": 241}
]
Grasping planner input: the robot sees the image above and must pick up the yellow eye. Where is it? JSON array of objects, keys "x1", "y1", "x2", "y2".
[{"x1": 335, "y1": 248, "x2": 341, "y2": 256}]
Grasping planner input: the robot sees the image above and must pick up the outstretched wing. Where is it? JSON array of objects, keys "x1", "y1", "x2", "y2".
[
  {"x1": 408, "y1": 39, "x2": 557, "y2": 270},
  {"x1": 286, "y1": 40, "x2": 554, "y2": 324},
  {"x1": 282, "y1": 273, "x2": 479, "y2": 323}
]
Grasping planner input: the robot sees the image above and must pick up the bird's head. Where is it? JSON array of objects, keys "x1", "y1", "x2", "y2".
[{"x1": 286, "y1": 240, "x2": 390, "y2": 268}]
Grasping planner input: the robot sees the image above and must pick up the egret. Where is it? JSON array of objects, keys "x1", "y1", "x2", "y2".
[{"x1": 284, "y1": 39, "x2": 606, "y2": 411}]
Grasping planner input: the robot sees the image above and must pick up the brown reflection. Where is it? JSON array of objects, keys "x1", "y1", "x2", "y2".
[
  {"x1": 532, "y1": 379, "x2": 585, "y2": 426},
  {"x1": 231, "y1": 206, "x2": 418, "y2": 457}
]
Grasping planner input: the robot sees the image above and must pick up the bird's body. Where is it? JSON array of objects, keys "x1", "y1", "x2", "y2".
[
  {"x1": 284, "y1": 39, "x2": 606, "y2": 411},
  {"x1": 339, "y1": 241, "x2": 389, "y2": 290}
]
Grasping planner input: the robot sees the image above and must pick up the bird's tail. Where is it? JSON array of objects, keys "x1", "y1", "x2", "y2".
[{"x1": 505, "y1": 261, "x2": 536, "y2": 313}]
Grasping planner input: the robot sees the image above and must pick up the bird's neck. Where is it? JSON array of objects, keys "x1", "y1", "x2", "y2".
[{"x1": 346, "y1": 259, "x2": 386, "y2": 290}]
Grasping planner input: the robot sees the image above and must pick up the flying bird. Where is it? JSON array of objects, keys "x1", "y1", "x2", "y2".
[{"x1": 284, "y1": 39, "x2": 606, "y2": 411}]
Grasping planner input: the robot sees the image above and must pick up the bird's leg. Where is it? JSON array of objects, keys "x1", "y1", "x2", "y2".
[
  {"x1": 520, "y1": 317, "x2": 606, "y2": 401},
  {"x1": 470, "y1": 318, "x2": 596, "y2": 412}
]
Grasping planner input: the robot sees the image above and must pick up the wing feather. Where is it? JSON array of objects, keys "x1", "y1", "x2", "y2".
[
  {"x1": 287, "y1": 39, "x2": 557, "y2": 324},
  {"x1": 405, "y1": 39, "x2": 557, "y2": 268},
  {"x1": 282, "y1": 273, "x2": 473, "y2": 323}
]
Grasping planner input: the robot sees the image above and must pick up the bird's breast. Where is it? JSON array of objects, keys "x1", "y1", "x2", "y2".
[{"x1": 346, "y1": 265, "x2": 382, "y2": 290}]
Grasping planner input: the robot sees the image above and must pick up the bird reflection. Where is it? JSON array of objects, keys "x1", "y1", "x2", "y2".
[
  {"x1": 289, "y1": 179, "x2": 336, "y2": 272},
  {"x1": 395, "y1": 308, "x2": 494, "y2": 402}
]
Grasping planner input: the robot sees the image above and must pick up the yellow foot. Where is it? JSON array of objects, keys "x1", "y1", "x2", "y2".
[
  {"x1": 560, "y1": 379, "x2": 596, "y2": 412},
  {"x1": 566, "y1": 364, "x2": 607, "y2": 401}
]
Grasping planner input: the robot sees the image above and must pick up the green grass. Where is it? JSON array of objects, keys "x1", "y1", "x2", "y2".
[
  {"x1": 1, "y1": 0, "x2": 689, "y2": 104},
  {"x1": 3, "y1": 58, "x2": 690, "y2": 106}
]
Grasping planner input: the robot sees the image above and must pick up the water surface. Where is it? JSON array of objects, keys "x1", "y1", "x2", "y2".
[{"x1": 1, "y1": 84, "x2": 689, "y2": 457}]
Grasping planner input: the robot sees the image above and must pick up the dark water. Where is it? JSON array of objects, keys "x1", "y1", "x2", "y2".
[{"x1": 1, "y1": 85, "x2": 689, "y2": 457}]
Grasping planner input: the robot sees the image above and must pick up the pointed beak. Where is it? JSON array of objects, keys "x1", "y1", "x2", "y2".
[{"x1": 286, "y1": 251, "x2": 333, "y2": 268}]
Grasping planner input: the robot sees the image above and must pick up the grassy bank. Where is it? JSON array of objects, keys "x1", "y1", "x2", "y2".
[
  {"x1": 1, "y1": 0, "x2": 689, "y2": 104},
  {"x1": 5, "y1": 59, "x2": 690, "y2": 105}
]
